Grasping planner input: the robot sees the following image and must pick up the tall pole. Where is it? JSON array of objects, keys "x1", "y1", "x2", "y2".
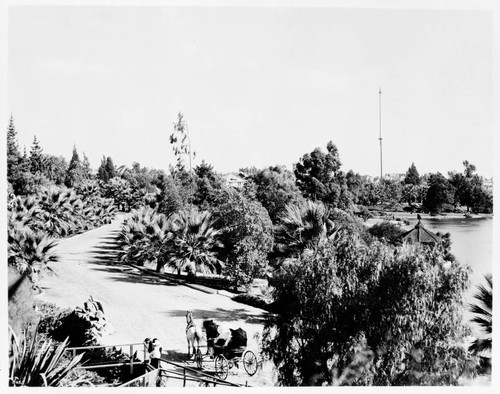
[{"x1": 378, "y1": 88, "x2": 383, "y2": 182}]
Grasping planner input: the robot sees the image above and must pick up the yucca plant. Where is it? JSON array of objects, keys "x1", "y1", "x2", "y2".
[
  {"x1": 469, "y1": 274, "x2": 492, "y2": 374},
  {"x1": 9, "y1": 326, "x2": 84, "y2": 386}
]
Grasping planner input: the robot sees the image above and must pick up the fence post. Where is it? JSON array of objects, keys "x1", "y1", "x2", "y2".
[
  {"x1": 73, "y1": 349, "x2": 76, "y2": 359},
  {"x1": 130, "y1": 344, "x2": 134, "y2": 375}
]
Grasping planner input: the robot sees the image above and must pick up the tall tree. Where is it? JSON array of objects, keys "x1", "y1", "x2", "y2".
[
  {"x1": 29, "y1": 136, "x2": 44, "y2": 174},
  {"x1": 213, "y1": 189, "x2": 273, "y2": 288},
  {"x1": 404, "y1": 162, "x2": 420, "y2": 185},
  {"x1": 192, "y1": 160, "x2": 226, "y2": 209},
  {"x1": 423, "y1": 173, "x2": 454, "y2": 213},
  {"x1": 246, "y1": 165, "x2": 305, "y2": 223},
  {"x1": 294, "y1": 141, "x2": 350, "y2": 209},
  {"x1": 97, "y1": 156, "x2": 116, "y2": 183},
  {"x1": 7, "y1": 115, "x2": 21, "y2": 179},
  {"x1": 42, "y1": 155, "x2": 68, "y2": 185},
  {"x1": 170, "y1": 113, "x2": 196, "y2": 174},
  {"x1": 463, "y1": 160, "x2": 477, "y2": 178},
  {"x1": 82, "y1": 152, "x2": 92, "y2": 179},
  {"x1": 64, "y1": 146, "x2": 85, "y2": 187}
]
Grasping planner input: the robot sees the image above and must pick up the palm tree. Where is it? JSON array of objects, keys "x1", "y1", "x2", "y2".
[
  {"x1": 169, "y1": 208, "x2": 223, "y2": 276},
  {"x1": 118, "y1": 207, "x2": 174, "y2": 271},
  {"x1": 275, "y1": 201, "x2": 336, "y2": 258},
  {"x1": 469, "y1": 274, "x2": 492, "y2": 374},
  {"x1": 8, "y1": 195, "x2": 41, "y2": 230},
  {"x1": 8, "y1": 226, "x2": 59, "y2": 281}
]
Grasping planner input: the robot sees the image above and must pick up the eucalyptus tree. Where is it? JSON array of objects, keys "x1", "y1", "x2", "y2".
[
  {"x1": 294, "y1": 141, "x2": 351, "y2": 209},
  {"x1": 262, "y1": 234, "x2": 476, "y2": 386}
]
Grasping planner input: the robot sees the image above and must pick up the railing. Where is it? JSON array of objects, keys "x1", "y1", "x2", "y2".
[
  {"x1": 119, "y1": 357, "x2": 247, "y2": 387},
  {"x1": 66, "y1": 342, "x2": 147, "y2": 375}
]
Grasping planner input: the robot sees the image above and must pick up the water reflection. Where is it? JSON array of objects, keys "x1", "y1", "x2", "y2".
[{"x1": 420, "y1": 217, "x2": 492, "y2": 336}]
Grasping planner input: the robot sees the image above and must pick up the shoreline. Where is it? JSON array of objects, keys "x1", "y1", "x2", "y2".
[{"x1": 365, "y1": 211, "x2": 493, "y2": 228}]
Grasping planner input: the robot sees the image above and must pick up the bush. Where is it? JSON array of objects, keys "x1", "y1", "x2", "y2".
[
  {"x1": 368, "y1": 220, "x2": 404, "y2": 245},
  {"x1": 262, "y1": 233, "x2": 475, "y2": 386}
]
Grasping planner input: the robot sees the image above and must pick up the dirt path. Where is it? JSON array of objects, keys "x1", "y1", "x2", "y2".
[{"x1": 37, "y1": 213, "x2": 275, "y2": 386}]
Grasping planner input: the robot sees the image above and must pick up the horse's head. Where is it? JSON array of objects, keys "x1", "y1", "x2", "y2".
[
  {"x1": 202, "y1": 320, "x2": 218, "y2": 339},
  {"x1": 186, "y1": 311, "x2": 192, "y2": 324}
]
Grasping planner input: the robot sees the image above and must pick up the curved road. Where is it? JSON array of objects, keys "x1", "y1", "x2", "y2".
[{"x1": 37, "y1": 214, "x2": 274, "y2": 386}]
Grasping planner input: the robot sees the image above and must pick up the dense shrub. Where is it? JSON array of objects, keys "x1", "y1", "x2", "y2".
[
  {"x1": 262, "y1": 231, "x2": 476, "y2": 386},
  {"x1": 214, "y1": 189, "x2": 273, "y2": 289},
  {"x1": 368, "y1": 220, "x2": 404, "y2": 245}
]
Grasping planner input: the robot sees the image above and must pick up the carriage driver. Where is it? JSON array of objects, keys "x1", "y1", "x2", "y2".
[{"x1": 213, "y1": 325, "x2": 232, "y2": 354}]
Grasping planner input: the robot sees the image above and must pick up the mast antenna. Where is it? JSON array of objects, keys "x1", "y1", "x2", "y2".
[{"x1": 378, "y1": 88, "x2": 383, "y2": 182}]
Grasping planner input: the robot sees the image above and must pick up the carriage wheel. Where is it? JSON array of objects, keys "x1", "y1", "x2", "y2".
[
  {"x1": 214, "y1": 355, "x2": 228, "y2": 380},
  {"x1": 195, "y1": 348, "x2": 203, "y2": 369},
  {"x1": 242, "y1": 350, "x2": 258, "y2": 376}
]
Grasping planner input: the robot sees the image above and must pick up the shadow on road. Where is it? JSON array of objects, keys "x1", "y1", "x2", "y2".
[
  {"x1": 87, "y1": 236, "x2": 180, "y2": 288},
  {"x1": 166, "y1": 308, "x2": 267, "y2": 325}
]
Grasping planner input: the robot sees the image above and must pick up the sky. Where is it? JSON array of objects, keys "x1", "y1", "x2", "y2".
[{"x1": 7, "y1": 3, "x2": 496, "y2": 178}]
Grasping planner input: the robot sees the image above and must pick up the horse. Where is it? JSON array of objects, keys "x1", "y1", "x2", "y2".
[{"x1": 185, "y1": 311, "x2": 203, "y2": 357}]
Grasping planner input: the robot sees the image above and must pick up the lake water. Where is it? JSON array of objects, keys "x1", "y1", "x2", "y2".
[{"x1": 419, "y1": 217, "x2": 493, "y2": 335}]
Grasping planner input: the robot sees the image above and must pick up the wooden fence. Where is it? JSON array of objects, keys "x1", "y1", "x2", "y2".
[{"x1": 65, "y1": 342, "x2": 147, "y2": 375}]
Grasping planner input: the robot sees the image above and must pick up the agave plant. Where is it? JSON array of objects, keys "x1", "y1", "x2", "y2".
[
  {"x1": 9, "y1": 326, "x2": 84, "y2": 386},
  {"x1": 469, "y1": 274, "x2": 492, "y2": 374},
  {"x1": 169, "y1": 208, "x2": 223, "y2": 276}
]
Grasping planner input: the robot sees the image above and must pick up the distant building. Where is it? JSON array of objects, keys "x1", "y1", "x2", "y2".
[
  {"x1": 384, "y1": 173, "x2": 405, "y2": 182},
  {"x1": 483, "y1": 177, "x2": 493, "y2": 192},
  {"x1": 223, "y1": 172, "x2": 246, "y2": 189}
]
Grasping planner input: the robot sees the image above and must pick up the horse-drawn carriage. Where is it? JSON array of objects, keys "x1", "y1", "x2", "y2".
[{"x1": 186, "y1": 312, "x2": 258, "y2": 381}]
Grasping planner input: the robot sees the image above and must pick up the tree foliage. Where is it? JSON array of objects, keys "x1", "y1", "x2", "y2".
[
  {"x1": 29, "y1": 136, "x2": 44, "y2": 174},
  {"x1": 294, "y1": 141, "x2": 350, "y2": 209},
  {"x1": 245, "y1": 165, "x2": 305, "y2": 223},
  {"x1": 262, "y1": 232, "x2": 476, "y2": 386},
  {"x1": 404, "y1": 163, "x2": 420, "y2": 186},
  {"x1": 213, "y1": 189, "x2": 273, "y2": 288},
  {"x1": 97, "y1": 156, "x2": 116, "y2": 183},
  {"x1": 64, "y1": 147, "x2": 87, "y2": 188},
  {"x1": 423, "y1": 173, "x2": 454, "y2": 213}
]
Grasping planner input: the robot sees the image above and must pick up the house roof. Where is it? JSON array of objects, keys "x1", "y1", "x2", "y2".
[
  {"x1": 223, "y1": 173, "x2": 245, "y2": 181},
  {"x1": 401, "y1": 217, "x2": 441, "y2": 244}
]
